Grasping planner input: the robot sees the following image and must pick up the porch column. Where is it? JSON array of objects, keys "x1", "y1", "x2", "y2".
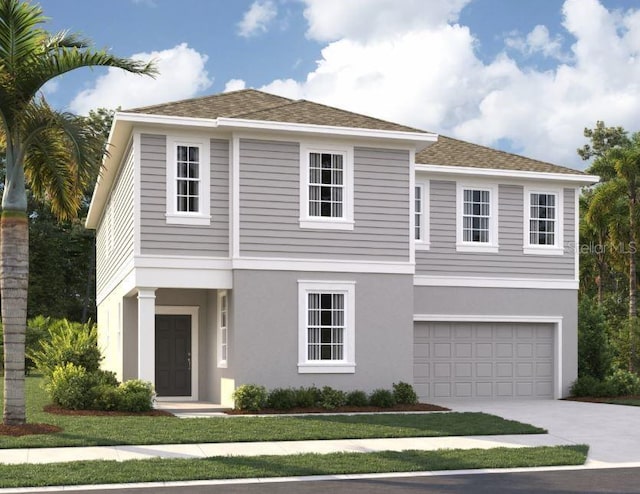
[{"x1": 137, "y1": 288, "x2": 157, "y2": 384}]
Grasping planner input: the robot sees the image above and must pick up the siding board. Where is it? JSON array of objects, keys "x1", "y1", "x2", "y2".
[
  {"x1": 139, "y1": 134, "x2": 229, "y2": 257},
  {"x1": 416, "y1": 180, "x2": 575, "y2": 279},
  {"x1": 239, "y1": 139, "x2": 410, "y2": 261}
]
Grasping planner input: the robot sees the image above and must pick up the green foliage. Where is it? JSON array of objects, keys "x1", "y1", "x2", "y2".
[
  {"x1": 267, "y1": 388, "x2": 297, "y2": 410},
  {"x1": 233, "y1": 384, "x2": 268, "y2": 411},
  {"x1": 116, "y1": 380, "x2": 154, "y2": 412},
  {"x1": 605, "y1": 368, "x2": 640, "y2": 395},
  {"x1": 392, "y1": 382, "x2": 419, "y2": 405},
  {"x1": 293, "y1": 386, "x2": 321, "y2": 408},
  {"x1": 91, "y1": 385, "x2": 121, "y2": 411},
  {"x1": 346, "y1": 390, "x2": 369, "y2": 407},
  {"x1": 319, "y1": 386, "x2": 347, "y2": 410},
  {"x1": 47, "y1": 363, "x2": 95, "y2": 410},
  {"x1": 577, "y1": 297, "x2": 611, "y2": 379},
  {"x1": 28, "y1": 319, "x2": 101, "y2": 378},
  {"x1": 369, "y1": 389, "x2": 397, "y2": 408},
  {"x1": 570, "y1": 376, "x2": 616, "y2": 397}
]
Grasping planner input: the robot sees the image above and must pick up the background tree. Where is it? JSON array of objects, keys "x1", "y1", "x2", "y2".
[{"x1": 0, "y1": 0, "x2": 155, "y2": 426}]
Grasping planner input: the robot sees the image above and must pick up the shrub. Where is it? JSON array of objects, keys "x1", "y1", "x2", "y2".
[
  {"x1": 369, "y1": 388, "x2": 396, "y2": 408},
  {"x1": 116, "y1": 380, "x2": 154, "y2": 412},
  {"x1": 570, "y1": 375, "x2": 616, "y2": 397},
  {"x1": 346, "y1": 390, "x2": 369, "y2": 407},
  {"x1": 267, "y1": 388, "x2": 297, "y2": 410},
  {"x1": 47, "y1": 362, "x2": 95, "y2": 410},
  {"x1": 28, "y1": 320, "x2": 101, "y2": 377},
  {"x1": 233, "y1": 384, "x2": 267, "y2": 411},
  {"x1": 294, "y1": 386, "x2": 322, "y2": 408},
  {"x1": 92, "y1": 384, "x2": 121, "y2": 411},
  {"x1": 605, "y1": 368, "x2": 640, "y2": 396},
  {"x1": 320, "y1": 386, "x2": 347, "y2": 409},
  {"x1": 578, "y1": 297, "x2": 611, "y2": 379},
  {"x1": 392, "y1": 381, "x2": 418, "y2": 405}
]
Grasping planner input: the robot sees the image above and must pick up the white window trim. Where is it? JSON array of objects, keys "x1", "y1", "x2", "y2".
[
  {"x1": 165, "y1": 135, "x2": 211, "y2": 226},
  {"x1": 297, "y1": 280, "x2": 356, "y2": 373},
  {"x1": 299, "y1": 143, "x2": 354, "y2": 230},
  {"x1": 217, "y1": 290, "x2": 229, "y2": 368},
  {"x1": 415, "y1": 181, "x2": 430, "y2": 250},
  {"x1": 523, "y1": 187, "x2": 564, "y2": 256},
  {"x1": 456, "y1": 182, "x2": 499, "y2": 253}
]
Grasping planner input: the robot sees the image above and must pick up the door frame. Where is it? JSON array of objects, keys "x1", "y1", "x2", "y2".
[
  {"x1": 155, "y1": 306, "x2": 199, "y2": 401},
  {"x1": 413, "y1": 314, "x2": 563, "y2": 399}
]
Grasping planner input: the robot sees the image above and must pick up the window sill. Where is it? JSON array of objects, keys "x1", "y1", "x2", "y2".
[
  {"x1": 166, "y1": 213, "x2": 211, "y2": 226},
  {"x1": 456, "y1": 243, "x2": 499, "y2": 253},
  {"x1": 299, "y1": 219, "x2": 355, "y2": 231},
  {"x1": 415, "y1": 242, "x2": 431, "y2": 251},
  {"x1": 217, "y1": 361, "x2": 228, "y2": 369},
  {"x1": 523, "y1": 246, "x2": 565, "y2": 256},
  {"x1": 298, "y1": 363, "x2": 356, "y2": 374}
]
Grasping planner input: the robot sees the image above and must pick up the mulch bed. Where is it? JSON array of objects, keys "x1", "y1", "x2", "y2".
[
  {"x1": 0, "y1": 423, "x2": 62, "y2": 437},
  {"x1": 226, "y1": 403, "x2": 449, "y2": 415},
  {"x1": 43, "y1": 404, "x2": 175, "y2": 417}
]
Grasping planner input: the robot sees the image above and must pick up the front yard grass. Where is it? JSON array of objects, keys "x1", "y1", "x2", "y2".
[
  {"x1": 0, "y1": 445, "x2": 588, "y2": 488},
  {"x1": 0, "y1": 376, "x2": 547, "y2": 449}
]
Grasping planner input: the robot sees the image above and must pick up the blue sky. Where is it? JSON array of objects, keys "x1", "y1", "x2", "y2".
[{"x1": 35, "y1": 0, "x2": 640, "y2": 169}]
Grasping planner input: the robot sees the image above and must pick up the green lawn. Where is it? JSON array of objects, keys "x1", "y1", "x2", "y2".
[
  {"x1": 0, "y1": 445, "x2": 589, "y2": 488},
  {"x1": 0, "y1": 377, "x2": 546, "y2": 449},
  {"x1": 599, "y1": 397, "x2": 640, "y2": 406}
]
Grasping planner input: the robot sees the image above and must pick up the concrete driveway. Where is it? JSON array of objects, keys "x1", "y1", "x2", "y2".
[{"x1": 433, "y1": 399, "x2": 640, "y2": 465}]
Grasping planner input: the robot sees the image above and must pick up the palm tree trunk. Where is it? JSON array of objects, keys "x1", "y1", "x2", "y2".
[
  {"x1": 629, "y1": 194, "x2": 638, "y2": 371},
  {"x1": 1, "y1": 211, "x2": 28, "y2": 426}
]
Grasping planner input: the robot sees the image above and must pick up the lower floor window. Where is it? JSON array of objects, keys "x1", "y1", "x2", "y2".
[
  {"x1": 298, "y1": 280, "x2": 356, "y2": 373},
  {"x1": 307, "y1": 293, "x2": 344, "y2": 361}
]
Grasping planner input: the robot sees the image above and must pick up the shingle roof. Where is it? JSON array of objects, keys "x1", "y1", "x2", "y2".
[
  {"x1": 416, "y1": 135, "x2": 582, "y2": 175},
  {"x1": 128, "y1": 89, "x2": 584, "y2": 176}
]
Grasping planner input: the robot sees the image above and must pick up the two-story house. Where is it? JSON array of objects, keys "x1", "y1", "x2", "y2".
[{"x1": 86, "y1": 89, "x2": 597, "y2": 405}]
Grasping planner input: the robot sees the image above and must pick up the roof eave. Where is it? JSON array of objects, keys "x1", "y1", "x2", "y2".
[
  {"x1": 217, "y1": 117, "x2": 438, "y2": 148},
  {"x1": 416, "y1": 163, "x2": 599, "y2": 184}
]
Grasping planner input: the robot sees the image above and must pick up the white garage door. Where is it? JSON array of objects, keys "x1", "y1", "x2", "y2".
[{"x1": 414, "y1": 321, "x2": 554, "y2": 400}]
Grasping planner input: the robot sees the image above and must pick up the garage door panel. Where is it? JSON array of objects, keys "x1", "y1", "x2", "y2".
[{"x1": 414, "y1": 322, "x2": 554, "y2": 400}]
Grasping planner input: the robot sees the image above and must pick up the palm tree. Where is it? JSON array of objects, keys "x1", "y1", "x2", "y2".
[
  {"x1": 587, "y1": 134, "x2": 640, "y2": 369},
  {"x1": 0, "y1": 0, "x2": 156, "y2": 425}
]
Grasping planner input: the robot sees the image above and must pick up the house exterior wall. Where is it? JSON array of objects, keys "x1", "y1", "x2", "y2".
[
  {"x1": 413, "y1": 286, "x2": 578, "y2": 396},
  {"x1": 416, "y1": 181, "x2": 575, "y2": 279},
  {"x1": 238, "y1": 139, "x2": 411, "y2": 261},
  {"x1": 230, "y1": 270, "x2": 414, "y2": 391},
  {"x1": 96, "y1": 145, "x2": 135, "y2": 298},
  {"x1": 139, "y1": 133, "x2": 230, "y2": 257}
]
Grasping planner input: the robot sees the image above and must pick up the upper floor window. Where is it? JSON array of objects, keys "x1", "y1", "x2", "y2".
[
  {"x1": 415, "y1": 181, "x2": 429, "y2": 249},
  {"x1": 524, "y1": 188, "x2": 564, "y2": 255},
  {"x1": 298, "y1": 280, "x2": 355, "y2": 373},
  {"x1": 299, "y1": 144, "x2": 354, "y2": 230},
  {"x1": 166, "y1": 136, "x2": 210, "y2": 225},
  {"x1": 456, "y1": 183, "x2": 498, "y2": 253}
]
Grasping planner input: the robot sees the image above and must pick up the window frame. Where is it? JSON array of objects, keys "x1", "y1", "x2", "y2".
[
  {"x1": 523, "y1": 187, "x2": 564, "y2": 255},
  {"x1": 299, "y1": 143, "x2": 354, "y2": 230},
  {"x1": 415, "y1": 181, "x2": 430, "y2": 250},
  {"x1": 456, "y1": 182, "x2": 499, "y2": 253},
  {"x1": 217, "y1": 290, "x2": 229, "y2": 368},
  {"x1": 297, "y1": 280, "x2": 356, "y2": 373},
  {"x1": 166, "y1": 135, "x2": 211, "y2": 225}
]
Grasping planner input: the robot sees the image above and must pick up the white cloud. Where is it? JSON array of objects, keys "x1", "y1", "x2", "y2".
[
  {"x1": 238, "y1": 0, "x2": 277, "y2": 38},
  {"x1": 505, "y1": 25, "x2": 568, "y2": 61},
  {"x1": 259, "y1": 0, "x2": 640, "y2": 169},
  {"x1": 302, "y1": 0, "x2": 471, "y2": 42},
  {"x1": 69, "y1": 43, "x2": 212, "y2": 114},
  {"x1": 224, "y1": 79, "x2": 247, "y2": 92}
]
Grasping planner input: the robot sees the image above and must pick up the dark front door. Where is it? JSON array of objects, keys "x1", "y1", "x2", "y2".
[{"x1": 155, "y1": 315, "x2": 192, "y2": 397}]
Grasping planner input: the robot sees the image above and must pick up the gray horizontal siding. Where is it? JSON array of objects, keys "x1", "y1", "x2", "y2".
[
  {"x1": 96, "y1": 146, "x2": 135, "y2": 295},
  {"x1": 416, "y1": 181, "x2": 575, "y2": 278},
  {"x1": 239, "y1": 139, "x2": 410, "y2": 261},
  {"x1": 139, "y1": 134, "x2": 229, "y2": 257}
]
